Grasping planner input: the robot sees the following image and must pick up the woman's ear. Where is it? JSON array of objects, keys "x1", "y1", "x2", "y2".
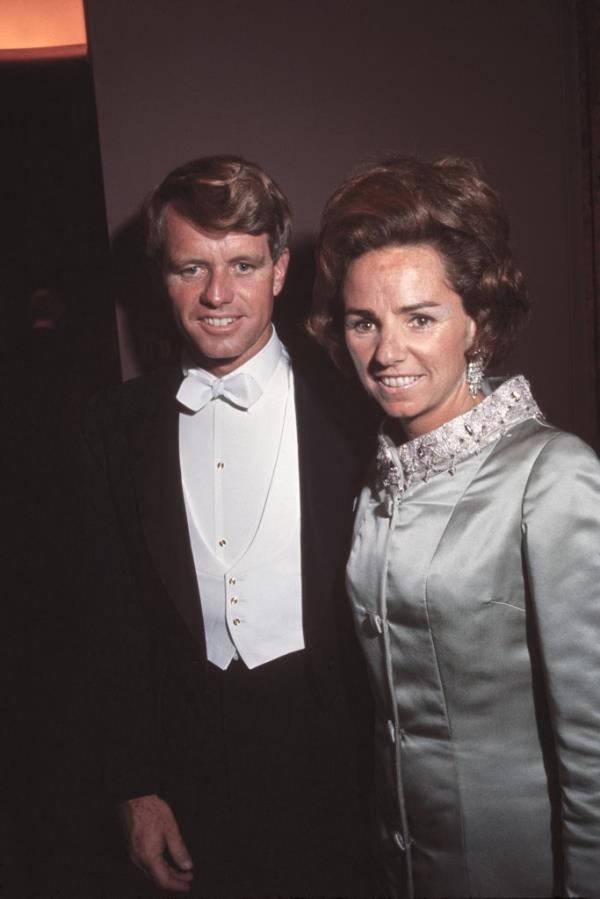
[
  {"x1": 465, "y1": 315, "x2": 477, "y2": 352},
  {"x1": 466, "y1": 308, "x2": 492, "y2": 363}
]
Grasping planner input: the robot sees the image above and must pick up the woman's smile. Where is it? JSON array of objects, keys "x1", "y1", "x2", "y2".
[{"x1": 343, "y1": 243, "x2": 478, "y2": 438}]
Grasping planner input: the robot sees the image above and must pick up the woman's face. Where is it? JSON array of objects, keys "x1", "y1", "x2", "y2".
[{"x1": 343, "y1": 243, "x2": 477, "y2": 438}]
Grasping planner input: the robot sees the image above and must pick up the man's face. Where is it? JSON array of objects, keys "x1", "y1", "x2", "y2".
[{"x1": 162, "y1": 205, "x2": 289, "y2": 376}]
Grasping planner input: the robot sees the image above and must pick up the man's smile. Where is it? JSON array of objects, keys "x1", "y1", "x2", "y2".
[{"x1": 200, "y1": 316, "x2": 241, "y2": 328}]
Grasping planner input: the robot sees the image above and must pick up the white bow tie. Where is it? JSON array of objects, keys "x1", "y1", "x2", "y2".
[{"x1": 177, "y1": 369, "x2": 263, "y2": 412}]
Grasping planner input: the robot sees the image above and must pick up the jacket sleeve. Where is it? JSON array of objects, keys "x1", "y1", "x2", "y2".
[
  {"x1": 522, "y1": 431, "x2": 600, "y2": 898},
  {"x1": 80, "y1": 395, "x2": 160, "y2": 803}
]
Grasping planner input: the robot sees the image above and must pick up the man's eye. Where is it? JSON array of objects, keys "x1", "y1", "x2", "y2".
[
  {"x1": 235, "y1": 262, "x2": 255, "y2": 274},
  {"x1": 180, "y1": 265, "x2": 201, "y2": 278}
]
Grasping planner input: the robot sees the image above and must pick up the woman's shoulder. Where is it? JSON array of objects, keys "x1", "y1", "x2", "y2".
[
  {"x1": 483, "y1": 376, "x2": 596, "y2": 466},
  {"x1": 507, "y1": 418, "x2": 596, "y2": 458},
  {"x1": 484, "y1": 418, "x2": 599, "y2": 513},
  {"x1": 503, "y1": 420, "x2": 600, "y2": 519}
]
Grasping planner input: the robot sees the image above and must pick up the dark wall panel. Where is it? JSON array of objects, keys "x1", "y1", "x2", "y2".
[{"x1": 85, "y1": 0, "x2": 596, "y2": 444}]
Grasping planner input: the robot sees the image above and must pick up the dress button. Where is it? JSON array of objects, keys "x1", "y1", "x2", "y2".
[
  {"x1": 367, "y1": 613, "x2": 383, "y2": 636},
  {"x1": 232, "y1": 618, "x2": 241, "y2": 626}
]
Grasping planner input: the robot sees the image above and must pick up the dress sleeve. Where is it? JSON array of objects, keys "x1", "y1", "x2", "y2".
[{"x1": 522, "y1": 431, "x2": 600, "y2": 898}]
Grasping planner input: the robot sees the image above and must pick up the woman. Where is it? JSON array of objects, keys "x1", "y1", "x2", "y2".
[{"x1": 309, "y1": 156, "x2": 600, "y2": 898}]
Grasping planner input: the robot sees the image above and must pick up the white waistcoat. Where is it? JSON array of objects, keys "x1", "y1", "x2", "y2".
[{"x1": 181, "y1": 359, "x2": 304, "y2": 669}]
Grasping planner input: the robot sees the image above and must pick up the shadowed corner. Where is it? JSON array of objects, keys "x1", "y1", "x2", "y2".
[{"x1": 111, "y1": 208, "x2": 179, "y2": 376}]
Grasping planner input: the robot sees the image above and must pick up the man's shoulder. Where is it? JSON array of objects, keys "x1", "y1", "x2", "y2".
[
  {"x1": 87, "y1": 365, "x2": 181, "y2": 416},
  {"x1": 83, "y1": 366, "x2": 181, "y2": 447}
]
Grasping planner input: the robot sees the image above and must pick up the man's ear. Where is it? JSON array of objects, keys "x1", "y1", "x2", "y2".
[{"x1": 273, "y1": 248, "x2": 290, "y2": 296}]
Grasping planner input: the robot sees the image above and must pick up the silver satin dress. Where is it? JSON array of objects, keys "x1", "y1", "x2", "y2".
[{"x1": 346, "y1": 377, "x2": 600, "y2": 898}]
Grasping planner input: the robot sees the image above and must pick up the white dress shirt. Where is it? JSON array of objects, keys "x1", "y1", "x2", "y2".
[{"x1": 178, "y1": 329, "x2": 304, "y2": 669}]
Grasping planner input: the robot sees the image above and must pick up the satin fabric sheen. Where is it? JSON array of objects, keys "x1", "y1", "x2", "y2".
[{"x1": 347, "y1": 415, "x2": 600, "y2": 898}]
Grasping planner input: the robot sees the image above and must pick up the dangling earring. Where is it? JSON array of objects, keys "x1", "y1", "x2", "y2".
[{"x1": 466, "y1": 354, "x2": 484, "y2": 398}]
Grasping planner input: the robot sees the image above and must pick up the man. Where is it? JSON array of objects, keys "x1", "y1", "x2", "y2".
[{"x1": 83, "y1": 156, "x2": 374, "y2": 897}]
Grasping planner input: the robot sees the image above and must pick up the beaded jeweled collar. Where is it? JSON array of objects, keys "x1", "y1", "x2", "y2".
[{"x1": 376, "y1": 376, "x2": 543, "y2": 497}]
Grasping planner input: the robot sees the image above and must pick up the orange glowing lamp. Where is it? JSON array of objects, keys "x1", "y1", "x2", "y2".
[{"x1": 0, "y1": 0, "x2": 87, "y2": 60}]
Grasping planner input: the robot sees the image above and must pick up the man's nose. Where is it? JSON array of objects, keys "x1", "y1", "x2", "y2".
[{"x1": 202, "y1": 269, "x2": 232, "y2": 306}]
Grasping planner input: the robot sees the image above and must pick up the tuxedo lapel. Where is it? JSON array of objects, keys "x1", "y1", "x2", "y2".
[
  {"x1": 131, "y1": 370, "x2": 205, "y2": 653},
  {"x1": 294, "y1": 367, "x2": 358, "y2": 655}
]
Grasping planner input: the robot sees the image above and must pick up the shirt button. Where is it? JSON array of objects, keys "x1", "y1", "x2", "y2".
[
  {"x1": 218, "y1": 539, "x2": 227, "y2": 547},
  {"x1": 393, "y1": 831, "x2": 412, "y2": 852},
  {"x1": 230, "y1": 596, "x2": 239, "y2": 605},
  {"x1": 216, "y1": 461, "x2": 225, "y2": 469},
  {"x1": 374, "y1": 614, "x2": 383, "y2": 634},
  {"x1": 232, "y1": 618, "x2": 241, "y2": 626},
  {"x1": 228, "y1": 577, "x2": 236, "y2": 585}
]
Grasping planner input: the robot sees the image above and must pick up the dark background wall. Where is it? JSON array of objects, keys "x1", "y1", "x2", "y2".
[
  {"x1": 2, "y1": 4, "x2": 596, "y2": 895},
  {"x1": 85, "y1": 0, "x2": 596, "y2": 445}
]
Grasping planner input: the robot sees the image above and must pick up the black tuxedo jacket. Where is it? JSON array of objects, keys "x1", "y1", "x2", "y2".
[{"x1": 82, "y1": 361, "x2": 373, "y2": 806}]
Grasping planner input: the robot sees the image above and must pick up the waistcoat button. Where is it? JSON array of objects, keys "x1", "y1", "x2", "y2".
[{"x1": 388, "y1": 720, "x2": 396, "y2": 743}]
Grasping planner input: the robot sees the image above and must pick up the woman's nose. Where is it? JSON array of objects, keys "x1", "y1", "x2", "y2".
[{"x1": 373, "y1": 328, "x2": 408, "y2": 367}]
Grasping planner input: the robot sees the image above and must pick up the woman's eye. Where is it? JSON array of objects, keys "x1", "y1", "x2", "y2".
[
  {"x1": 346, "y1": 318, "x2": 376, "y2": 333},
  {"x1": 409, "y1": 314, "x2": 434, "y2": 329}
]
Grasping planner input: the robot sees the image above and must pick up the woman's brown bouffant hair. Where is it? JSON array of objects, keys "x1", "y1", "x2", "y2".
[{"x1": 309, "y1": 156, "x2": 529, "y2": 372}]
